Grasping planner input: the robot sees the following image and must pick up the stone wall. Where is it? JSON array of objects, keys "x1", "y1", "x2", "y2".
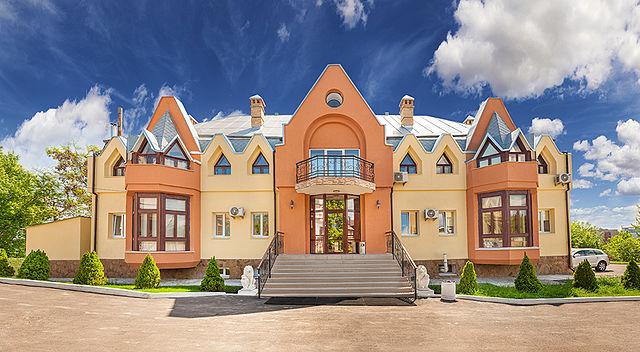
[{"x1": 415, "y1": 255, "x2": 572, "y2": 278}]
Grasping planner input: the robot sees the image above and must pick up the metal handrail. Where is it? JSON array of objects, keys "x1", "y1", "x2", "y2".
[
  {"x1": 256, "y1": 231, "x2": 284, "y2": 298},
  {"x1": 296, "y1": 155, "x2": 374, "y2": 183},
  {"x1": 385, "y1": 230, "x2": 418, "y2": 301}
]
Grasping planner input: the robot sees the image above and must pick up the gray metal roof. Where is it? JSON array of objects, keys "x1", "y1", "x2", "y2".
[
  {"x1": 375, "y1": 114, "x2": 470, "y2": 137},
  {"x1": 151, "y1": 112, "x2": 179, "y2": 150}
]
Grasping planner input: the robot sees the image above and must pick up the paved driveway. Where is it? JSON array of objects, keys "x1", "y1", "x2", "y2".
[{"x1": 1, "y1": 284, "x2": 639, "y2": 352}]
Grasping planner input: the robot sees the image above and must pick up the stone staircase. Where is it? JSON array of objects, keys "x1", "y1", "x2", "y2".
[{"x1": 260, "y1": 254, "x2": 414, "y2": 298}]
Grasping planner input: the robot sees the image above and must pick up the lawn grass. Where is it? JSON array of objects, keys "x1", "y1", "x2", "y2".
[
  {"x1": 8, "y1": 258, "x2": 23, "y2": 275},
  {"x1": 105, "y1": 284, "x2": 242, "y2": 294},
  {"x1": 611, "y1": 261, "x2": 629, "y2": 265}
]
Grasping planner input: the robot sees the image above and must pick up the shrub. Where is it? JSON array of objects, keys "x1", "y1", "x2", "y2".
[
  {"x1": 514, "y1": 253, "x2": 543, "y2": 293},
  {"x1": 200, "y1": 257, "x2": 225, "y2": 292},
  {"x1": 0, "y1": 248, "x2": 15, "y2": 277},
  {"x1": 73, "y1": 251, "x2": 107, "y2": 286},
  {"x1": 573, "y1": 260, "x2": 598, "y2": 291},
  {"x1": 17, "y1": 250, "x2": 50, "y2": 280},
  {"x1": 570, "y1": 221, "x2": 603, "y2": 249},
  {"x1": 622, "y1": 260, "x2": 640, "y2": 290},
  {"x1": 458, "y1": 261, "x2": 478, "y2": 295},
  {"x1": 602, "y1": 231, "x2": 640, "y2": 263},
  {"x1": 134, "y1": 255, "x2": 160, "y2": 289}
]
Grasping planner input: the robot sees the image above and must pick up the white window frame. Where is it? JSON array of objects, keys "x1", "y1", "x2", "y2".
[
  {"x1": 219, "y1": 267, "x2": 230, "y2": 279},
  {"x1": 111, "y1": 213, "x2": 126, "y2": 239},
  {"x1": 538, "y1": 209, "x2": 553, "y2": 234},
  {"x1": 438, "y1": 211, "x2": 455, "y2": 236},
  {"x1": 401, "y1": 211, "x2": 419, "y2": 237},
  {"x1": 213, "y1": 213, "x2": 231, "y2": 238},
  {"x1": 252, "y1": 212, "x2": 269, "y2": 238}
]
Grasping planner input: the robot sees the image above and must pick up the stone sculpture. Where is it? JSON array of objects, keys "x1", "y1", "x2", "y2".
[
  {"x1": 238, "y1": 265, "x2": 258, "y2": 296},
  {"x1": 416, "y1": 265, "x2": 434, "y2": 297}
]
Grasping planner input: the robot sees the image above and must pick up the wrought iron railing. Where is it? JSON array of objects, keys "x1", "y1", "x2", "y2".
[
  {"x1": 296, "y1": 155, "x2": 374, "y2": 183},
  {"x1": 386, "y1": 230, "x2": 417, "y2": 301},
  {"x1": 256, "y1": 231, "x2": 284, "y2": 298}
]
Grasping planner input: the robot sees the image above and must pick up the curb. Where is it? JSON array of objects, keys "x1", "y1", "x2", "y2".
[
  {"x1": 0, "y1": 278, "x2": 230, "y2": 299},
  {"x1": 452, "y1": 294, "x2": 640, "y2": 306}
]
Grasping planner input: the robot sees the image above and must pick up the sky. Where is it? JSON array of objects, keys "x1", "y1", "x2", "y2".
[{"x1": 0, "y1": 0, "x2": 639, "y2": 228}]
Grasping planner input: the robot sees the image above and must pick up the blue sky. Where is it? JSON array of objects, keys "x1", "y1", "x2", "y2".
[{"x1": 1, "y1": 0, "x2": 639, "y2": 228}]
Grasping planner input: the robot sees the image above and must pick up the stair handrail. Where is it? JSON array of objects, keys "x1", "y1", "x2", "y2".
[
  {"x1": 385, "y1": 230, "x2": 418, "y2": 300},
  {"x1": 256, "y1": 231, "x2": 284, "y2": 298}
]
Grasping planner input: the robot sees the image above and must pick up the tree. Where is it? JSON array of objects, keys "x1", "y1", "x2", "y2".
[
  {"x1": 17, "y1": 250, "x2": 50, "y2": 281},
  {"x1": 45, "y1": 144, "x2": 99, "y2": 219},
  {"x1": 633, "y1": 205, "x2": 640, "y2": 234},
  {"x1": 602, "y1": 231, "x2": 640, "y2": 263},
  {"x1": 514, "y1": 254, "x2": 543, "y2": 293},
  {"x1": 135, "y1": 255, "x2": 161, "y2": 289},
  {"x1": 570, "y1": 222, "x2": 603, "y2": 249},
  {"x1": 573, "y1": 260, "x2": 598, "y2": 291},
  {"x1": 73, "y1": 251, "x2": 107, "y2": 285},
  {"x1": 458, "y1": 261, "x2": 478, "y2": 295},
  {"x1": 621, "y1": 260, "x2": 640, "y2": 290},
  {"x1": 201, "y1": 257, "x2": 225, "y2": 292},
  {"x1": 0, "y1": 248, "x2": 15, "y2": 277}
]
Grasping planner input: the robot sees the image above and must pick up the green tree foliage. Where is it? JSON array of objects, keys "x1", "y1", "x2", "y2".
[
  {"x1": 621, "y1": 260, "x2": 640, "y2": 290},
  {"x1": 135, "y1": 255, "x2": 161, "y2": 289},
  {"x1": 570, "y1": 222, "x2": 603, "y2": 249},
  {"x1": 514, "y1": 254, "x2": 543, "y2": 293},
  {"x1": 200, "y1": 257, "x2": 225, "y2": 292},
  {"x1": 0, "y1": 148, "x2": 58, "y2": 257},
  {"x1": 573, "y1": 260, "x2": 598, "y2": 291},
  {"x1": 0, "y1": 248, "x2": 15, "y2": 277},
  {"x1": 17, "y1": 250, "x2": 50, "y2": 280},
  {"x1": 603, "y1": 231, "x2": 640, "y2": 262},
  {"x1": 458, "y1": 261, "x2": 478, "y2": 295},
  {"x1": 73, "y1": 251, "x2": 107, "y2": 285}
]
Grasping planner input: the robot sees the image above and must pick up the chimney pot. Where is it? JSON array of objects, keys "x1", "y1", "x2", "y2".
[
  {"x1": 250, "y1": 95, "x2": 265, "y2": 128},
  {"x1": 399, "y1": 95, "x2": 414, "y2": 127},
  {"x1": 117, "y1": 106, "x2": 124, "y2": 136}
]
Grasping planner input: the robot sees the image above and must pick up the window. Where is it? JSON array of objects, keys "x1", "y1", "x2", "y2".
[
  {"x1": 479, "y1": 191, "x2": 531, "y2": 248},
  {"x1": 438, "y1": 211, "x2": 455, "y2": 235},
  {"x1": 400, "y1": 154, "x2": 417, "y2": 174},
  {"x1": 252, "y1": 213, "x2": 269, "y2": 237},
  {"x1": 401, "y1": 211, "x2": 419, "y2": 236},
  {"x1": 137, "y1": 141, "x2": 157, "y2": 165},
  {"x1": 214, "y1": 155, "x2": 231, "y2": 175},
  {"x1": 213, "y1": 213, "x2": 231, "y2": 237},
  {"x1": 111, "y1": 214, "x2": 125, "y2": 238},
  {"x1": 478, "y1": 139, "x2": 530, "y2": 167},
  {"x1": 538, "y1": 209, "x2": 553, "y2": 233},
  {"x1": 326, "y1": 92, "x2": 343, "y2": 107},
  {"x1": 537, "y1": 155, "x2": 549, "y2": 174},
  {"x1": 134, "y1": 139, "x2": 190, "y2": 169},
  {"x1": 252, "y1": 153, "x2": 269, "y2": 174},
  {"x1": 436, "y1": 154, "x2": 453, "y2": 174},
  {"x1": 112, "y1": 157, "x2": 126, "y2": 176},
  {"x1": 163, "y1": 142, "x2": 189, "y2": 170},
  {"x1": 219, "y1": 267, "x2": 230, "y2": 278},
  {"x1": 134, "y1": 194, "x2": 189, "y2": 252},
  {"x1": 477, "y1": 141, "x2": 501, "y2": 168}
]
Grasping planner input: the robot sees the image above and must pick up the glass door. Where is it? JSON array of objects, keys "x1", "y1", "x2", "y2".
[{"x1": 310, "y1": 194, "x2": 360, "y2": 254}]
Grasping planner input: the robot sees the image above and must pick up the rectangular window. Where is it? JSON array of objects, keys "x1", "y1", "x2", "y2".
[
  {"x1": 438, "y1": 211, "x2": 455, "y2": 235},
  {"x1": 111, "y1": 214, "x2": 125, "y2": 238},
  {"x1": 135, "y1": 194, "x2": 189, "y2": 252},
  {"x1": 479, "y1": 191, "x2": 531, "y2": 248},
  {"x1": 214, "y1": 213, "x2": 231, "y2": 237},
  {"x1": 401, "y1": 211, "x2": 419, "y2": 236},
  {"x1": 538, "y1": 209, "x2": 553, "y2": 233},
  {"x1": 252, "y1": 213, "x2": 269, "y2": 237}
]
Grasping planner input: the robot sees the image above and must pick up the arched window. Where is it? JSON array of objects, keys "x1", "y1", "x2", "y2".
[
  {"x1": 214, "y1": 155, "x2": 231, "y2": 175},
  {"x1": 112, "y1": 156, "x2": 126, "y2": 176},
  {"x1": 436, "y1": 154, "x2": 453, "y2": 174},
  {"x1": 252, "y1": 153, "x2": 269, "y2": 174},
  {"x1": 164, "y1": 142, "x2": 189, "y2": 169},
  {"x1": 400, "y1": 153, "x2": 417, "y2": 174},
  {"x1": 537, "y1": 155, "x2": 549, "y2": 174}
]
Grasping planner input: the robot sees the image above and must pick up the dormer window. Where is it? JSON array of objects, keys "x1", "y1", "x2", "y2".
[
  {"x1": 112, "y1": 156, "x2": 126, "y2": 176},
  {"x1": 436, "y1": 154, "x2": 453, "y2": 174},
  {"x1": 252, "y1": 153, "x2": 269, "y2": 174},
  {"x1": 508, "y1": 139, "x2": 528, "y2": 162},
  {"x1": 400, "y1": 154, "x2": 417, "y2": 174},
  {"x1": 477, "y1": 141, "x2": 501, "y2": 168},
  {"x1": 164, "y1": 142, "x2": 189, "y2": 170},
  {"x1": 537, "y1": 155, "x2": 549, "y2": 174},
  {"x1": 137, "y1": 141, "x2": 157, "y2": 164},
  {"x1": 214, "y1": 155, "x2": 231, "y2": 175},
  {"x1": 133, "y1": 139, "x2": 190, "y2": 170}
]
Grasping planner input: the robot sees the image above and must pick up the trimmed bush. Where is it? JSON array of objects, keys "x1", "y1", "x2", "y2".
[
  {"x1": 17, "y1": 250, "x2": 50, "y2": 281},
  {"x1": 73, "y1": 251, "x2": 107, "y2": 286},
  {"x1": 573, "y1": 260, "x2": 598, "y2": 291},
  {"x1": 458, "y1": 261, "x2": 478, "y2": 295},
  {"x1": 622, "y1": 260, "x2": 640, "y2": 290},
  {"x1": 0, "y1": 248, "x2": 15, "y2": 277},
  {"x1": 514, "y1": 254, "x2": 543, "y2": 293},
  {"x1": 134, "y1": 255, "x2": 160, "y2": 289},
  {"x1": 200, "y1": 257, "x2": 225, "y2": 292}
]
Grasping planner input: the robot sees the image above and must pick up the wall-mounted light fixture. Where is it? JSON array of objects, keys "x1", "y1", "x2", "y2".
[
  {"x1": 289, "y1": 200, "x2": 295, "y2": 209},
  {"x1": 376, "y1": 200, "x2": 381, "y2": 209}
]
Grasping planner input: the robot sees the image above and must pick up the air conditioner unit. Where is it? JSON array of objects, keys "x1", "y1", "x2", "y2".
[
  {"x1": 229, "y1": 206, "x2": 245, "y2": 218},
  {"x1": 555, "y1": 173, "x2": 572, "y2": 185},
  {"x1": 424, "y1": 208, "x2": 439, "y2": 220},
  {"x1": 393, "y1": 171, "x2": 408, "y2": 183}
]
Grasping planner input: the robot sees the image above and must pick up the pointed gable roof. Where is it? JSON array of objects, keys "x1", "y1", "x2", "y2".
[
  {"x1": 151, "y1": 111, "x2": 179, "y2": 150},
  {"x1": 485, "y1": 112, "x2": 514, "y2": 149}
]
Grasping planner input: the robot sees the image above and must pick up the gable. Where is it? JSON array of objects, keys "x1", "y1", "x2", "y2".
[
  {"x1": 145, "y1": 96, "x2": 201, "y2": 158},
  {"x1": 466, "y1": 98, "x2": 518, "y2": 154}
]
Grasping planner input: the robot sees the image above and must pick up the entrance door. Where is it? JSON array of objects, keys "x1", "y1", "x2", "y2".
[{"x1": 310, "y1": 194, "x2": 360, "y2": 254}]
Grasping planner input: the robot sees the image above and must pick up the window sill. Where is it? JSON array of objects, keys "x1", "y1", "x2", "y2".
[
  {"x1": 212, "y1": 235, "x2": 231, "y2": 239},
  {"x1": 539, "y1": 232, "x2": 554, "y2": 235},
  {"x1": 252, "y1": 236, "x2": 270, "y2": 239},
  {"x1": 111, "y1": 236, "x2": 126, "y2": 239},
  {"x1": 438, "y1": 233, "x2": 456, "y2": 237},
  {"x1": 401, "y1": 234, "x2": 419, "y2": 237},
  {"x1": 477, "y1": 246, "x2": 540, "y2": 251}
]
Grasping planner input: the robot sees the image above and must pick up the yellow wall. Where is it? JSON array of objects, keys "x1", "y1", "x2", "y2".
[{"x1": 26, "y1": 217, "x2": 91, "y2": 260}]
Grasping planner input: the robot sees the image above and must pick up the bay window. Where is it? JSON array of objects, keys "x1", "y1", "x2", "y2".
[
  {"x1": 134, "y1": 194, "x2": 189, "y2": 251},
  {"x1": 479, "y1": 191, "x2": 532, "y2": 248}
]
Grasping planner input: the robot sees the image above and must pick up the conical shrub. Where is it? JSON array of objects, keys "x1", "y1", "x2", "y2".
[
  {"x1": 18, "y1": 250, "x2": 50, "y2": 281},
  {"x1": 573, "y1": 260, "x2": 598, "y2": 291},
  {"x1": 0, "y1": 248, "x2": 15, "y2": 277},
  {"x1": 200, "y1": 257, "x2": 225, "y2": 292},
  {"x1": 73, "y1": 251, "x2": 107, "y2": 285},
  {"x1": 514, "y1": 254, "x2": 543, "y2": 293},
  {"x1": 622, "y1": 260, "x2": 640, "y2": 290},
  {"x1": 134, "y1": 254, "x2": 160, "y2": 289},
  {"x1": 458, "y1": 261, "x2": 478, "y2": 294}
]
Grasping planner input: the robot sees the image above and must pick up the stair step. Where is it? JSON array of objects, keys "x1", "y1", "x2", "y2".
[{"x1": 267, "y1": 276, "x2": 409, "y2": 283}]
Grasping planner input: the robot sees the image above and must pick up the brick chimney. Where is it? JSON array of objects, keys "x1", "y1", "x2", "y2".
[
  {"x1": 117, "y1": 106, "x2": 123, "y2": 136},
  {"x1": 250, "y1": 95, "x2": 265, "y2": 128},
  {"x1": 399, "y1": 95, "x2": 414, "y2": 127}
]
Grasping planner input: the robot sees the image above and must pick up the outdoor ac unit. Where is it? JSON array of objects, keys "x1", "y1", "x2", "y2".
[
  {"x1": 424, "y1": 208, "x2": 439, "y2": 220},
  {"x1": 393, "y1": 171, "x2": 408, "y2": 183},
  {"x1": 555, "y1": 173, "x2": 572, "y2": 185},
  {"x1": 229, "y1": 206, "x2": 245, "y2": 218}
]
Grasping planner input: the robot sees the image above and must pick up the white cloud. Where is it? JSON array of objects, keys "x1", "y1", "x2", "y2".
[
  {"x1": 618, "y1": 177, "x2": 640, "y2": 196},
  {"x1": 571, "y1": 204, "x2": 638, "y2": 229},
  {"x1": 528, "y1": 118, "x2": 565, "y2": 138},
  {"x1": 428, "y1": 0, "x2": 640, "y2": 99},
  {"x1": 154, "y1": 84, "x2": 188, "y2": 109},
  {"x1": 333, "y1": 0, "x2": 371, "y2": 29},
  {"x1": 0, "y1": 86, "x2": 111, "y2": 169},
  {"x1": 573, "y1": 179, "x2": 594, "y2": 189},
  {"x1": 277, "y1": 23, "x2": 290, "y2": 42},
  {"x1": 599, "y1": 189, "x2": 612, "y2": 197},
  {"x1": 209, "y1": 110, "x2": 244, "y2": 121}
]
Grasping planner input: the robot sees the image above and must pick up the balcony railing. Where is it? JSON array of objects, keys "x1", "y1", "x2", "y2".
[
  {"x1": 132, "y1": 152, "x2": 190, "y2": 170},
  {"x1": 296, "y1": 155, "x2": 374, "y2": 183}
]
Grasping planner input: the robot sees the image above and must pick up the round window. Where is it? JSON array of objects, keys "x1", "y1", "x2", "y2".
[{"x1": 326, "y1": 92, "x2": 343, "y2": 108}]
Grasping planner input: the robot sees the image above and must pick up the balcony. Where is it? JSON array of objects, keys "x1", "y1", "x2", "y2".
[{"x1": 295, "y1": 155, "x2": 375, "y2": 195}]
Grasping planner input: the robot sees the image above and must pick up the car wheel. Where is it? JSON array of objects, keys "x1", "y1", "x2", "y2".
[{"x1": 596, "y1": 261, "x2": 607, "y2": 272}]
